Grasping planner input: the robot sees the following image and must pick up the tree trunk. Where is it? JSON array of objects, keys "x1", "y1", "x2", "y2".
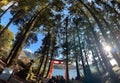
[
  {"x1": 0, "y1": 11, "x2": 19, "y2": 36},
  {"x1": 45, "y1": 38, "x2": 56, "y2": 78},
  {"x1": 102, "y1": 18, "x2": 120, "y2": 66},
  {"x1": 65, "y1": 17, "x2": 69, "y2": 81},
  {"x1": 100, "y1": 1, "x2": 120, "y2": 16},
  {"x1": 37, "y1": 34, "x2": 52, "y2": 76},
  {"x1": 7, "y1": 4, "x2": 50, "y2": 66},
  {"x1": 103, "y1": 16, "x2": 120, "y2": 51},
  {"x1": 76, "y1": 23, "x2": 87, "y2": 77},
  {"x1": 78, "y1": 4, "x2": 105, "y2": 72},
  {"x1": 45, "y1": 49, "x2": 54, "y2": 78},
  {"x1": 91, "y1": 49, "x2": 101, "y2": 75},
  {"x1": 96, "y1": 1, "x2": 120, "y2": 33},
  {"x1": 89, "y1": 2, "x2": 120, "y2": 47},
  {"x1": 37, "y1": 55, "x2": 45, "y2": 75},
  {"x1": 75, "y1": 55, "x2": 81, "y2": 78},
  {"x1": 77, "y1": 1, "x2": 116, "y2": 78},
  {"x1": 93, "y1": 47, "x2": 106, "y2": 71},
  {"x1": 88, "y1": 3, "x2": 120, "y2": 67},
  {"x1": 42, "y1": 36, "x2": 51, "y2": 77},
  {"x1": 41, "y1": 54, "x2": 49, "y2": 77},
  {"x1": 96, "y1": 1, "x2": 120, "y2": 24},
  {"x1": 0, "y1": 1, "x2": 16, "y2": 19},
  {"x1": 73, "y1": 32, "x2": 81, "y2": 79},
  {"x1": 82, "y1": 42, "x2": 92, "y2": 77},
  {"x1": 6, "y1": 28, "x2": 26, "y2": 63}
]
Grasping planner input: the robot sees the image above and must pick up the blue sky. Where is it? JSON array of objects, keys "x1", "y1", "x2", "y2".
[
  {"x1": 1, "y1": 11, "x2": 43, "y2": 53},
  {"x1": 1, "y1": 1, "x2": 70, "y2": 53}
]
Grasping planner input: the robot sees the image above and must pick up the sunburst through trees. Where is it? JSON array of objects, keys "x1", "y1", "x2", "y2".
[{"x1": 0, "y1": 0, "x2": 120, "y2": 83}]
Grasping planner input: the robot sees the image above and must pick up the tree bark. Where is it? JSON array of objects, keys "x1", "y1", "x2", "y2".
[
  {"x1": 96, "y1": 1, "x2": 120, "y2": 31},
  {"x1": 7, "y1": 4, "x2": 50, "y2": 66},
  {"x1": 91, "y1": 49, "x2": 101, "y2": 74},
  {"x1": 45, "y1": 48, "x2": 54, "y2": 78},
  {"x1": 45, "y1": 38, "x2": 56, "y2": 78},
  {"x1": 73, "y1": 31, "x2": 81, "y2": 79},
  {"x1": 38, "y1": 55, "x2": 45, "y2": 74},
  {"x1": 42, "y1": 36, "x2": 51, "y2": 77},
  {"x1": 88, "y1": 3, "x2": 120, "y2": 66},
  {"x1": 93, "y1": 47, "x2": 106, "y2": 71},
  {"x1": 0, "y1": 11, "x2": 19, "y2": 36},
  {"x1": 78, "y1": 1, "x2": 116, "y2": 78},
  {"x1": 76, "y1": 22, "x2": 87, "y2": 77},
  {"x1": 65, "y1": 17, "x2": 69, "y2": 81},
  {"x1": 82, "y1": 42, "x2": 92, "y2": 76},
  {"x1": 0, "y1": 1, "x2": 16, "y2": 19}
]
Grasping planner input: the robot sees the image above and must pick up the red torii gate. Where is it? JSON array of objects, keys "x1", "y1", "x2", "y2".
[{"x1": 47, "y1": 59, "x2": 64, "y2": 79}]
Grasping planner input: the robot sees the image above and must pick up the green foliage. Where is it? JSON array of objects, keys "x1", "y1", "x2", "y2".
[
  {"x1": 51, "y1": 0, "x2": 65, "y2": 11},
  {"x1": 0, "y1": 0, "x2": 8, "y2": 7},
  {"x1": 1, "y1": 0, "x2": 120, "y2": 81},
  {"x1": 0, "y1": 25, "x2": 14, "y2": 59}
]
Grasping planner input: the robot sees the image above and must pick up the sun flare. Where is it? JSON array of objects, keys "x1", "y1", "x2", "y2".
[{"x1": 104, "y1": 45, "x2": 111, "y2": 52}]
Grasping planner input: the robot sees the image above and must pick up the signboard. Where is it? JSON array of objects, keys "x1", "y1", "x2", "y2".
[{"x1": 0, "y1": 67, "x2": 13, "y2": 81}]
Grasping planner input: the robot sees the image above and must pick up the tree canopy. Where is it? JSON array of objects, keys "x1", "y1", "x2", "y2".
[
  {"x1": 0, "y1": 25, "x2": 14, "y2": 59},
  {"x1": 0, "y1": 0, "x2": 120, "y2": 83}
]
